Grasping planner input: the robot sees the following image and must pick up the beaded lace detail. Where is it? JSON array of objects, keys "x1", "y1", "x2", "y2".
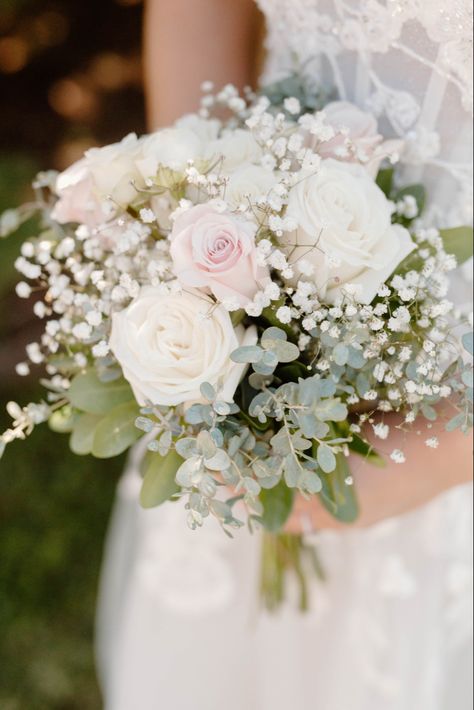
[{"x1": 256, "y1": 0, "x2": 473, "y2": 226}]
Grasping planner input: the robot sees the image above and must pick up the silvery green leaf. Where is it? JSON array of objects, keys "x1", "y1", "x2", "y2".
[
  {"x1": 421, "y1": 404, "x2": 437, "y2": 421},
  {"x1": 333, "y1": 343, "x2": 349, "y2": 366},
  {"x1": 268, "y1": 339, "x2": 300, "y2": 363},
  {"x1": 49, "y1": 406, "x2": 76, "y2": 434},
  {"x1": 292, "y1": 434, "x2": 312, "y2": 451},
  {"x1": 241, "y1": 431, "x2": 256, "y2": 451},
  {"x1": 467, "y1": 387, "x2": 473, "y2": 403},
  {"x1": 243, "y1": 477, "x2": 261, "y2": 495},
  {"x1": 200, "y1": 382, "x2": 216, "y2": 402},
  {"x1": 405, "y1": 362, "x2": 419, "y2": 380},
  {"x1": 270, "y1": 429, "x2": 291, "y2": 455},
  {"x1": 347, "y1": 347, "x2": 367, "y2": 369},
  {"x1": 283, "y1": 453, "x2": 301, "y2": 487},
  {"x1": 462, "y1": 370, "x2": 473, "y2": 388},
  {"x1": 299, "y1": 377, "x2": 336, "y2": 405},
  {"x1": 158, "y1": 430, "x2": 172, "y2": 455},
  {"x1": 259, "y1": 474, "x2": 281, "y2": 489},
  {"x1": 317, "y1": 444, "x2": 337, "y2": 473},
  {"x1": 210, "y1": 500, "x2": 233, "y2": 522},
  {"x1": 205, "y1": 449, "x2": 231, "y2": 471},
  {"x1": 249, "y1": 372, "x2": 273, "y2": 389},
  {"x1": 176, "y1": 456, "x2": 202, "y2": 487},
  {"x1": 184, "y1": 404, "x2": 204, "y2": 424},
  {"x1": 445, "y1": 413, "x2": 465, "y2": 432},
  {"x1": 318, "y1": 454, "x2": 359, "y2": 523},
  {"x1": 252, "y1": 460, "x2": 271, "y2": 478},
  {"x1": 175, "y1": 437, "x2": 198, "y2": 459},
  {"x1": 298, "y1": 413, "x2": 319, "y2": 438},
  {"x1": 209, "y1": 427, "x2": 224, "y2": 448},
  {"x1": 253, "y1": 360, "x2": 278, "y2": 375},
  {"x1": 300, "y1": 470, "x2": 322, "y2": 494},
  {"x1": 230, "y1": 345, "x2": 263, "y2": 363},
  {"x1": 356, "y1": 373, "x2": 370, "y2": 396},
  {"x1": 314, "y1": 399, "x2": 347, "y2": 422},
  {"x1": 197, "y1": 430, "x2": 217, "y2": 459},
  {"x1": 199, "y1": 474, "x2": 217, "y2": 497},
  {"x1": 262, "y1": 350, "x2": 279, "y2": 368},
  {"x1": 213, "y1": 400, "x2": 231, "y2": 416},
  {"x1": 201, "y1": 405, "x2": 215, "y2": 427},
  {"x1": 228, "y1": 435, "x2": 242, "y2": 457},
  {"x1": 462, "y1": 332, "x2": 473, "y2": 356},
  {"x1": 261, "y1": 326, "x2": 287, "y2": 344},
  {"x1": 135, "y1": 416, "x2": 154, "y2": 433}
]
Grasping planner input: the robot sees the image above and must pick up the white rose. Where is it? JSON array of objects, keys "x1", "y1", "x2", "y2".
[
  {"x1": 109, "y1": 287, "x2": 257, "y2": 406},
  {"x1": 52, "y1": 133, "x2": 143, "y2": 226},
  {"x1": 136, "y1": 115, "x2": 221, "y2": 180},
  {"x1": 224, "y1": 165, "x2": 277, "y2": 208},
  {"x1": 284, "y1": 159, "x2": 414, "y2": 304},
  {"x1": 208, "y1": 129, "x2": 262, "y2": 171}
]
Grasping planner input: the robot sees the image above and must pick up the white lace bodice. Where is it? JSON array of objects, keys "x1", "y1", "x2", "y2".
[{"x1": 256, "y1": 0, "x2": 473, "y2": 226}]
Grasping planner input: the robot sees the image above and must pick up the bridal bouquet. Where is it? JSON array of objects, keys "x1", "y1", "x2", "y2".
[{"x1": 2, "y1": 79, "x2": 472, "y2": 608}]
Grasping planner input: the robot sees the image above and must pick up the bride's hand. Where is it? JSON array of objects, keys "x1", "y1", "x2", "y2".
[{"x1": 285, "y1": 412, "x2": 473, "y2": 533}]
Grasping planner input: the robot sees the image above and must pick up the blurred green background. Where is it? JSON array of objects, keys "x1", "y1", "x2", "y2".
[{"x1": 0, "y1": 1, "x2": 145, "y2": 707}]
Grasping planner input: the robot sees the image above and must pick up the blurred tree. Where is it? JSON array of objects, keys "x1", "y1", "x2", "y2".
[{"x1": 0, "y1": 1, "x2": 144, "y2": 707}]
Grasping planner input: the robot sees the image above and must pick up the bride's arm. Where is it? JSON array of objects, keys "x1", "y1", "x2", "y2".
[
  {"x1": 144, "y1": 0, "x2": 259, "y2": 128},
  {"x1": 287, "y1": 411, "x2": 473, "y2": 532}
]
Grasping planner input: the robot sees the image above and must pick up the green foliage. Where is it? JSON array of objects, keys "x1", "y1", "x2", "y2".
[
  {"x1": 375, "y1": 167, "x2": 394, "y2": 197},
  {"x1": 68, "y1": 369, "x2": 134, "y2": 415},
  {"x1": 91, "y1": 401, "x2": 141, "y2": 458},
  {"x1": 318, "y1": 453, "x2": 359, "y2": 523},
  {"x1": 260, "y1": 480, "x2": 295, "y2": 532},
  {"x1": 69, "y1": 413, "x2": 102, "y2": 455},
  {"x1": 140, "y1": 449, "x2": 182, "y2": 509},
  {"x1": 439, "y1": 226, "x2": 473, "y2": 265}
]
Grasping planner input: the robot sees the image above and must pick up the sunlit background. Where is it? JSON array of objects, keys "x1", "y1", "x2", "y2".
[{"x1": 0, "y1": 1, "x2": 145, "y2": 707}]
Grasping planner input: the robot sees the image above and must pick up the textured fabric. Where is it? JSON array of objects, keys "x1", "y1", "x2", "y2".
[{"x1": 96, "y1": 3, "x2": 473, "y2": 708}]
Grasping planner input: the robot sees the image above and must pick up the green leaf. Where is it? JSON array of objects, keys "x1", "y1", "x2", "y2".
[
  {"x1": 439, "y1": 226, "x2": 473, "y2": 266},
  {"x1": 69, "y1": 413, "x2": 103, "y2": 455},
  {"x1": 68, "y1": 369, "x2": 134, "y2": 415},
  {"x1": 349, "y1": 435, "x2": 386, "y2": 467},
  {"x1": 91, "y1": 401, "x2": 141, "y2": 458},
  {"x1": 230, "y1": 345, "x2": 262, "y2": 364},
  {"x1": 462, "y1": 331, "x2": 473, "y2": 355},
  {"x1": 376, "y1": 167, "x2": 394, "y2": 197},
  {"x1": 317, "y1": 444, "x2": 336, "y2": 473},
  {"x1": 49, "y1": 405, "x2": 77, "y2": 433},
  {"x1": 260, "y1": 480, "x2": 295, "y2": 532},
  {"x1": 140, "y1": 449, "x2": 182, "y2": 509},
  {"x1": 394, "y1": 184, "x2": 426, "y2": 217},
  {"x1": 318, "y1": 454, "x2": 359, "y2": 523}
]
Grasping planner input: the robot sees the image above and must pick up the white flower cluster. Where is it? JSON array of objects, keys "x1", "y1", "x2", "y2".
[{"x1": 1, "y1": 85, "x2": 472, "y2": 531}]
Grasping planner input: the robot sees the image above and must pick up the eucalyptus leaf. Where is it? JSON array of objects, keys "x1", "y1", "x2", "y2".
[
  {"x1": 317, "y1": 444, "x2": 337, "y2": 473},
  {"x1": 92, "y1": 401, "x2": 141, "y2": 458},
  {"x1": 230, "y1": 345, "x2": 262, "y2": 364},
  {"x1": 69, "y1": 413, "x2": 102, "y2": 456},
  {"x1": 318, "y1": 453, "x2": 359, "y2": 523},
  {"x1": 260, "y1": 480, "x2": 295, "y2": 532},
  {"x1": 462, "y1": 332, "x2": 473, "y2": 356},
  {"x1": 68, "y1": 369, "x2": 134, "y2": 415},
  {"x1": 205, "y1": 449, "x2": 231, "y2": 471},
  {"x1": 139, "y1": 449, "x2": 182, "y2": 509},
  {"x1": 49, "y1": 406, "x2": 76, "y2": 433},
  {"x1": 333, "y1": 343, "x2": 349, "y2": 367},
  {"x1": 200, "y1": 382, "x2": 216, "y2": 402}
]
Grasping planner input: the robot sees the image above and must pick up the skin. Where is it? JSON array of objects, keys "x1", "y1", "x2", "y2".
[{"x1": 144, "y1": 0, "x2": 473, "y2": 531}]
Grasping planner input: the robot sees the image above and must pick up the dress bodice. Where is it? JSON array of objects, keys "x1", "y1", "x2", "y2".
[{"x1": 256, "y1": 0, "x2": 473, "y2": 226}]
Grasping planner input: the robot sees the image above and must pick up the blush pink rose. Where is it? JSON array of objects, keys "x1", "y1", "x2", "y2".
[
  {"x1": 318, "y1": 101, "x2": 403, "y2": 176},
  {"x1": 169, "y1": 205, "x2": 268, "y2": 307}
]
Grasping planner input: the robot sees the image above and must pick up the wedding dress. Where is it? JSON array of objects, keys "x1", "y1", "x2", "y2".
[{"x1": 96, "y1": 2, "x2": 473, "y2": 709}]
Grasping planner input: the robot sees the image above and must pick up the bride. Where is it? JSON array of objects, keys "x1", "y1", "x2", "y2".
[{"x1": 96, "y1": 2, "x2": 473, "y2": 708}]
